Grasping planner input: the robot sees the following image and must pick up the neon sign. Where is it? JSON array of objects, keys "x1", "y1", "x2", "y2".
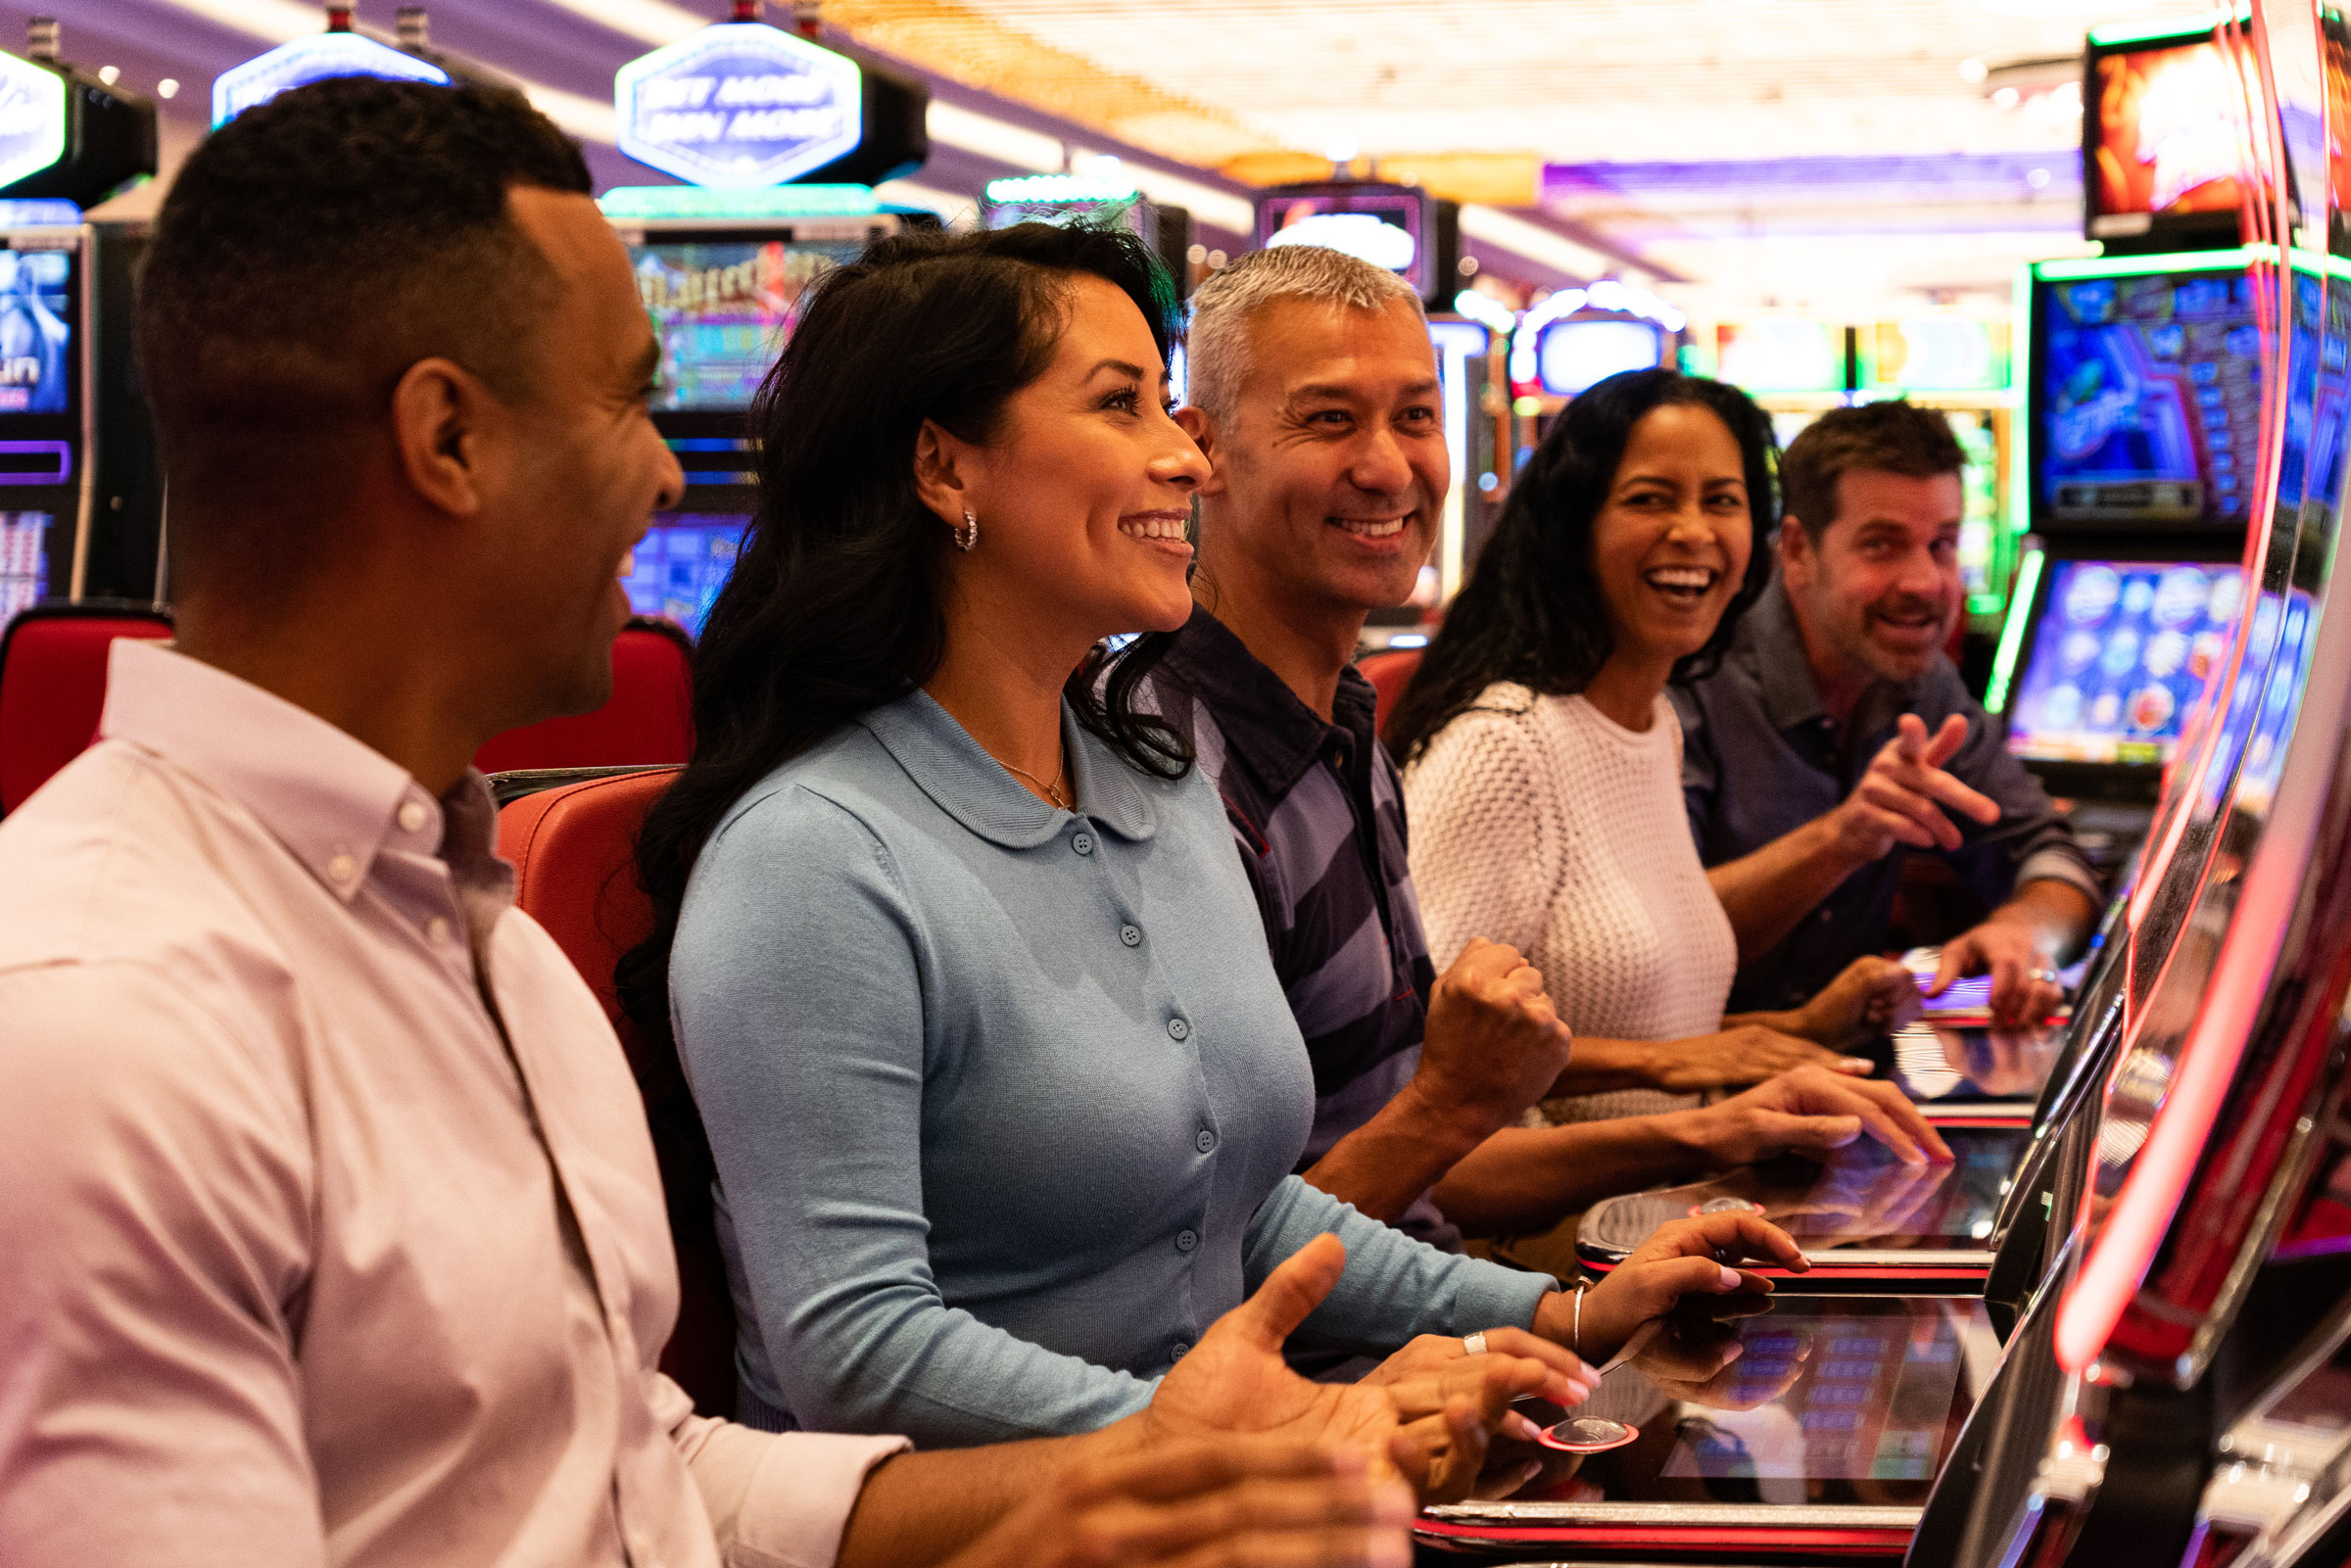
[
  {"x1": 213, "y1": 33, "x2": 449, "y2": 128},
  {"x1": 615, "y1": 23, "x2": 861, "y2": 188},
  {"x1": 0, "y1": 52, "x2": 66, "y2": 189}
]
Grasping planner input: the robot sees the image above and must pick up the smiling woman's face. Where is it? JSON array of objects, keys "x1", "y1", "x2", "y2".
[
  {"x1": 1589, "y1": 402, "x2": 1753, "y2": 670},
  {"x1": 934, "y1": 273, "x2": 1211, "y2": 651}
]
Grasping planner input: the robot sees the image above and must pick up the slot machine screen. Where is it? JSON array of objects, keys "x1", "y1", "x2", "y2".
[
  {"x1": 1533, "y1": 317, "x2": 1665, "y2": 397},
  {"x1": 630, "y1": 238, "x2": 863, "y2": 412},
  {"x1": 1715, "y1": 319, "x2": 1845, "y2": 394},
  {"x1": 0, "y1": 508, "x2": 49, "y2": 622},
  {"x1": 1255, "y1": 184, "x2": 1435, "y2": 299},
  {"x1": 2086, "y1": 34, "x2": 2261, "y2": 240},
  {"x1": 0, "y1": 246, "x2": 72, "y2": 417},
  {"x1": 2034, "y1": 268, "x2": 2259, "y2": 525},
  {"x1": 2005, "y1": 559, "x2": 2246, "y2": 766},
  {"x1": 623, "y1": 513, "x2": 749, "y2": 635}
]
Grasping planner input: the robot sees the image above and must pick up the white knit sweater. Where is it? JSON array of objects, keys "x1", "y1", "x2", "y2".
[{"x1": 1403, "y1": 684, "x2": 1738, "y2": 1124}]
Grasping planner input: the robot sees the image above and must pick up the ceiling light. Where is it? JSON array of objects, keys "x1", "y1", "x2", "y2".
[
  {"x1": 928, "y1": 99, "x2": 1062, "y2": 171},
  {"x1": 1959, "y1": 57, "x2": 1989, "y2": 83},
  {"x1": 1993, "y1": 86, "x2": 2021, "y2": 108},
  {"x1": 97, "y1": 65, "x2": 120, "y2": 85},
  {"x1": 157, "y1": 77, "x2": 179, "y2": 98},
  {"x1": 2028, "y1": 166, "x2": 2051, "y2": 187}
]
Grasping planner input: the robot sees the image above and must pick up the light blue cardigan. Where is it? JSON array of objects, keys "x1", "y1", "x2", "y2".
[{"x1": 670, "y1": 689, "x2": 1552, "y2": 1447}]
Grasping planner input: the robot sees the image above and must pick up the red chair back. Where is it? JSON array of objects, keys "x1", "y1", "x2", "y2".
[
  {"x1": 496, "y1": 765, "x2": 738, "y2": 1417},
  {"x1": 0, "y1": 603, "x2": 174, "y2": 815},
  {"x1": 1357, "y1": 647, "x2": 1423, "y2": 744},
  {"x1": 475, "y1": 620, "x2": 694, "y2": 775}
]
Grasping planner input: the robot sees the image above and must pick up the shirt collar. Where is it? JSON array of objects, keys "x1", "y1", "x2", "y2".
[
  {"x1": 1158, "y1": 604, "x2": 1370, "y2": 797},
  {"x1": 99, "y1": 640, "x2": 495, "y2": 903},
  {"x1": 859, "y1": 688, "x2": 1160, "y2": 850}
]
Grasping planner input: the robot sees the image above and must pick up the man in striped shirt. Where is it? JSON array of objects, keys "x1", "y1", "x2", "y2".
[{"x1": 1154, "y1": 247, "x2": 1950, "y2": 1283}]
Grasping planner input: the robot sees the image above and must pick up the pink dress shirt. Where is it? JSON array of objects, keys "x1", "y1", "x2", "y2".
[{"x1": 0, "y1": 641, "x2": 906, "y2": 1568}]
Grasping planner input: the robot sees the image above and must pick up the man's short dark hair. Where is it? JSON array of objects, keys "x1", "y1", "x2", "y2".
[
  {"x1": 136, "y1": 77, "x2": 593, "y2": 594},
  {"x1": 1778, "y1": 400, "x2": 1966, "y2": 541}
]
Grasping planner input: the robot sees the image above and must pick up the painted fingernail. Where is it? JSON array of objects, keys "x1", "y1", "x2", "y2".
[
  {"x1": 1505, "y1": 1410, "x2": 1545, "y2": 1442},
  {"x1": 1717, "y1": 1264, "x2": 1744, "y2": 1289},
  {"x1": 1842, "y1": 1058, "x2": 1872, "y2": 1072}
]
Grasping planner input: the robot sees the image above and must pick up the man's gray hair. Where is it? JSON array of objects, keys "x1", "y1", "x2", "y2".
[{"x1": 1184, "y1": 245, "x2": 1426, "y2": 425}]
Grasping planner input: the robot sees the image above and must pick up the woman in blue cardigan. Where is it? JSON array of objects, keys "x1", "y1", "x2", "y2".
[{"x1": 625, "y1": 222, "x2": 1803, "y2": 1449}]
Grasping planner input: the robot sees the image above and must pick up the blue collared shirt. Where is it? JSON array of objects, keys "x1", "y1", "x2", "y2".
[
  {"x1": 669, "y1": 689, "x2": 1551, "y2": 1448},
  {"x1": 1671, "y1": 577, "x2": 2102, "y2": 1014}
]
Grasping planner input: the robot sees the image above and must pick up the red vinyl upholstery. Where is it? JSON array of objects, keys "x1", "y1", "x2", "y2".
[
  {"x1": 1356, "y1": 647, "x2": 1423, "y2": 744},
  {"x1": 475, "y1": 620, "x2": 695, "y2": 775},
  {"x1": 496, "y1": 766, "x2": 739, "y2": 1416},
  {"x1": 0, "y1": 604, "x2": 174, "y2": 816}
]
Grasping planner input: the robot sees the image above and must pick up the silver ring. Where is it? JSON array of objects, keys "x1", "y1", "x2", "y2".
[
  {"x1": 1463, "y1": 1332, "x2": 1488, "y2": 1356},
  {"x1": 2031, "y1": 968, "x2": 2057, "y2": 982}
]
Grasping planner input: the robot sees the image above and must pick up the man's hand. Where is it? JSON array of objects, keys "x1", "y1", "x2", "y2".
[
  {"x1": 1776, "y1": 956, "x2": 1924, "y2": 1050},
  {"x1": 1672, "y1": 1066, "x2": 1954, "y2": 1170},
  {"x1": 1144, "y1": 1234, "x2": 1564, "y2": 1501},
  {"x1": 1644, "y1": 1025, "x2": 1871, "y2": 1092},
  {"x1": 1830, "y1": 713, "x2": 2001, "y2": 865},
  {"x1": 1928, "y1": 919, "x2": 2063, "y2": 1027},
  {"x1": 936, "y1": 1439, "x2": 1415, "y2": 1568},
  {"x1": 1537, "y1": 1212, "x2": 1807, "y2": 1364},
  {"x1": 1411, "y1": 938, "x2": 1575, "y2": 1136}
]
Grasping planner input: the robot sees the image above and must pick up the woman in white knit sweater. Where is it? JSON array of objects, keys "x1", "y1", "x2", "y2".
[{"x1": 1391, "y1": 370, "x2": 1913, "y2": 1125}]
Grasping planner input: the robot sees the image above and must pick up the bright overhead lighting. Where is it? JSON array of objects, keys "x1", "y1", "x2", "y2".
[
  {"x1": 152, "y1": 0, "x2": 618, "y2": 142},
  {"x1": 535, "y1": 0, "x2": 706, "y2": 46},
  {"x1": 1958, "y1": 57, "x2": 1989, "y2": 83},
  {"x1": 158, "y1": 77, "x2": 180, "y2": 98},
  {"x1": 1458, "y1": 204, "x2": 1623, "y2": 284},
  {"x1": 928, "y1": 99, "x2": 1063, "y2": 171},
  {"x1": 98, "y1": 65, "x2": 120, "y2": 85}
]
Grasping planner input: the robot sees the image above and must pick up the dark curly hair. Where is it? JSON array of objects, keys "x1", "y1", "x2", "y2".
[
  {"x1": 618, "y1": 221, "x2": 1192, "y2": 1189},
  {"x1": 1386, "y1": 367, "x2": 1778, "y2": 764},
  {"x1": 135, "y1": 76, "x2": 590, "y2": 595}
]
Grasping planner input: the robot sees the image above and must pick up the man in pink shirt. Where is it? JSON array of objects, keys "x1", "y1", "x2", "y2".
[{"x1": 0, "y1": 78, "x2": 1552, "y2": 1568}]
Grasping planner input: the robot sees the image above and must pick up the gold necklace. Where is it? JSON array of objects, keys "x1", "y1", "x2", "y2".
[{"x1": 1001, "y1": 752, "x2": 1073, "y2": 810}]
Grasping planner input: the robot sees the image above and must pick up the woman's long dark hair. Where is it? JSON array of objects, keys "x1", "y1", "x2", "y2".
[
  {"x1": 618, "y1": 222, "x2": 1192, "y2": 1192},
  {"x1": 1385, "y1": 367, "x2": 1779, "y2": 765}
]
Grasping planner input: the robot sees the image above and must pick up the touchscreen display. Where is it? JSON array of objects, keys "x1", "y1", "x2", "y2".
[
  {"x1": 2007, "y1": 559, "x2": 2245, "y2": 766},
  {"x1": 1580, "y1": 1125, "x2": 2026, "y2": 1259},
  {"x1": 0, "y1": 247, "x2": 72, "y2": 416},
  {"x1": 2039, "y1": 271, "x2": 2259, "y2": 524},
  {"x1": 1503, "y1": 1298, "x2": 1997, "y2": 1507},
  {"x1": 623, "y1": 513, "x2": 749, "y2": 634},
  {"x1": 631, "y1": 239, "x2": 862, "y2": 411},
  {"x1": 1889, "y1": 1022, "x2": 2067, "y2": 1105}
]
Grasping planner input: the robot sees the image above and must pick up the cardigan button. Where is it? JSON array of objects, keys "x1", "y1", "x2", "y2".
[
  {"x1": 1166, "y1": 1017, "x2": 1190, "y2": 1041},
  {"x1": 1122, "y1": 925, "x2": 1143, "y2": 947},
  {"x1": 1072, "y1": 832, "x2": 1095, "y2": 855}
]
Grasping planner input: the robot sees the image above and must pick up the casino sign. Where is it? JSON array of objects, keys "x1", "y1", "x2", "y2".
[
  {"x1": 616, "y1": 24, "x2": 862, "y2": 189},
  {"x1": 0, "y1": 51, "x2": 65, "y2": 191},
  {"x1": 212, "y1": 33, "x2": 450, "y2": 127}
]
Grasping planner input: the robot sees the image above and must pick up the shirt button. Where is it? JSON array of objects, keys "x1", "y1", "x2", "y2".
[
  {"x1": 1072, "y1": 832, "x2": 1095, "y2": 855},
  {"x1": 425, "y1": 917, "x2": 453, "y2": 945},
  {"x1": 326, "y1": 853, "x2": 358, "y2": 884},
  {"x1": 1121, "y1": 924, "x2": 1143, "y2": 947},
  {"x1": 1176, "y1": 1228, "x2": 1198, "y2": 1254},
  {"x1": 398, "y1": 801, "x2": 428, "y2": 833},
  {"x1": 1172, "y1": 1341, "x2": 1191, "y2": 1359},
  {"x1": 1167, "y1": 1017, "x2": 1190, "y2": 1041},
  {"x1": 1818, "y1": 909, "x2": 1834, "y2": 924},
  {"x1": 1196, "y1": 1128, "x2": 1217, "y2": 1154}
]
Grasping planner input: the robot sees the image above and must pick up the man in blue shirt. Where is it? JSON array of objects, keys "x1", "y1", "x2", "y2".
[{"x1": 1672, "y1": 402, "x2": 2101, "y2": 1028}]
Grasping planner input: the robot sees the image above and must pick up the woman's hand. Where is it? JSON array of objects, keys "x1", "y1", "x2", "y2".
[
  {"x1": 1644, "y1": 1025, "x2": 1871, "y2": 1092},
  {"x1": 1536, "y1": 1212, "x2": 1807, "y2": 1364},
  {"x1": 1672, "y1": 1065, "x2": 1955, "y2": 1171},
  {"x1": 1361, "y1": 1326, "x2": 1596, "y2": 1409},
  {"x1": 1775, "y1": 956, "x2": 1924, "y2": 1050},
  {"x1": 936, "y1": 1439, "x2": 1415, "y2": 1568}
]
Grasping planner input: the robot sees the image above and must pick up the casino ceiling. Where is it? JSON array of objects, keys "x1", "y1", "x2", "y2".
[{"x1": 37, "y1": 0, "x2": 2222, "y2": 313}]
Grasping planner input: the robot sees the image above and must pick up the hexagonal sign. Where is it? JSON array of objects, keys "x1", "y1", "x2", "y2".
[
  {"x1": 213, "y1": 34, "x2": 450, "y2": 129},
  {"x1": 616, "y1": 24, "x2": 862, "y2": 189},
  {"x1": 0, "y1": 53, "x2": 66, "y2": 192}
]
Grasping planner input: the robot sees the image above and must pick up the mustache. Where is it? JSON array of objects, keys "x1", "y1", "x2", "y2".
[{"x1": 1867, "y1": 595, "x2": 1946, "y2": 623}]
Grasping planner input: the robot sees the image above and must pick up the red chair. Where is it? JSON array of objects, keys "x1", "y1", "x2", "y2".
[
  {"x1": 475, "y1": 618, "x2": 695, "y2": 775},
  {"x1": 495, "y1": 765, "x2": 737, "y2": 1416},
  {"x1": 0, "y1": 601, "x2": 174, "y2": 816},
  {"x1": 1356, "y1": 647, "x2": 1423, "y2": 744}
]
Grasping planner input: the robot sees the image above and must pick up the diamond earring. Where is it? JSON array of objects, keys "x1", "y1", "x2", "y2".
[{"x1": 952, "y1": 508, "x2": 979, "y2": 552}]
